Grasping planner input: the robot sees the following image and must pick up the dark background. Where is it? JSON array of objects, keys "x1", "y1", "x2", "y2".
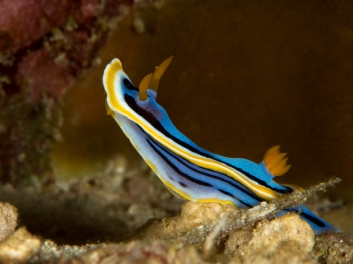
[{"x1": 53, "y1": 0, "x2": 353, "y2": 201}]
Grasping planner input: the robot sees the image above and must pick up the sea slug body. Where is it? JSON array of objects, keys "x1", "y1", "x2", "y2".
[{"x1": 103, "y1": 57, "x2": 336, "y2": 234}]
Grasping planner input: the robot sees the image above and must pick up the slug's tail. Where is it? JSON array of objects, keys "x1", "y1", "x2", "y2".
[{"x1": 281, "y1": 205, "x2": 338, "y2": 234}]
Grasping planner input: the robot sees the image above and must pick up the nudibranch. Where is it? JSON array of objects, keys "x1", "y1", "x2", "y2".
[{"x1": 103, "y1": 57, "x2": 336, "y2": 234}]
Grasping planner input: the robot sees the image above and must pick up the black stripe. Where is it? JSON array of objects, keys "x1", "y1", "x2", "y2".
[
  {"x1": 179, "y1": 182, "x2": 188, "y2": 188},
  {"x1": 124, "y1": 94, "x2": 292, "y2": 194},
  {"x1": 123, "y1": 79, "x2": 138, "y2": 91},
  {"x1": 218, "y1": 189, "x2": 252, "y2": 208},
  {"x1": 146, "y1": 138, "x2": 213, "y2": 188},
  {"x1": 288, "y1": 208, "x2": 326, "y2": 228},
  {"x1": 147, "y1": 131, "x2": 262, "y2": 203},
  {"x1": 170, "y1": 149, "x2": 262, "y2": 202},
  {"x1": 301, "y1": 212, "x2": 326, "y2": 228},
  {"x1": 147, "y1": 136, "x2": 253, "y2": 207}
]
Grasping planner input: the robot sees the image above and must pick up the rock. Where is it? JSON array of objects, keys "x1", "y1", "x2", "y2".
[
  {"x1": 142, "y1": 202, "x2": 237, "y2": 244},
  {"x1": 226, "y1": 213, "x2": 315, "y2": 261},
  {"x1": 63, "y1": 241, "x2": 203, "y2": 264},
  {"x1": 0, "y1": 227, "x2": 42, "y2": 263},
  {"x1": 0, "y1": 202, "x2": 18, "y2": 242}
]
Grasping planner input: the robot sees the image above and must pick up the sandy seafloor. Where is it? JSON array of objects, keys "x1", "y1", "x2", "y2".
[{"x1": 0, "y1": 159, "x2": 352, "y2": 263}]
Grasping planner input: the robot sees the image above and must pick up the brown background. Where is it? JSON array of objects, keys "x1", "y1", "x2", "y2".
[{"x1": 52, "y1": 0, "x2": 353, "y2": 201}]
